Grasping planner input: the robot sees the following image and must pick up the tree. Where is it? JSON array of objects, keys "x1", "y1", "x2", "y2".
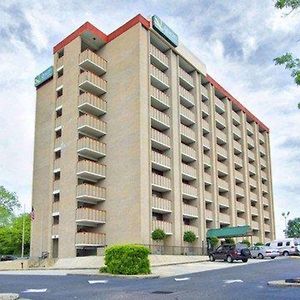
[
  {"x1": 208, "y1": 236, "x2": 219, "y2": 249},
  {"x1": 241, "y1": 239, "x2": 251, "y2": 247},
  {"x1": 224, "y1": 238, "x2": 235, "y2": 244},
  {"x1": 183, "y1": 231, "x2": 197, "y2": 244},
  {"x1": 286, "y1": 217, "x2": 300, "y2": 238},
  {"x1": 151, "y1": 229, "x2": 166, "y2": 241},
  {"x1": 274, "y1": 0, "x2": 300, "y2": 96},
  {"x1": 0, "y1": 186, "x2": 20, "y2": 227}
]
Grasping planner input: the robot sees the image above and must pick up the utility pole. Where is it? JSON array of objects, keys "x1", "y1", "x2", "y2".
[
  {"x1": 282, "y1": 211, "x2": 290, "y2": 238},
  {"x1": 21, "y1": 205, "x2": 25, "y2": 258}
]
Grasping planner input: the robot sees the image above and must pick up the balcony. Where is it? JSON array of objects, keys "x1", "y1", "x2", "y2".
[
  {"x1": 201, "y1": 85, "x2": 209, "y2": 100},
  {"x1": 215, "y1": 97, "x2": 225, "y2": 113},
  {"x1": 150, "y1": 65, "x2": 169, "y2": 91},
  {"x1": 56, "y1": 95, "x2": 63, "y2": 110},
  {"x1": 53, "y1": 158, "x2": 61, "y2": 172},
  {"x1": 79, "y1": 49, "x2": 106, "y2": 76},
  {"x1": 150, "y1": 106, "x2": 170, "y2": 130},
  {"x1": 263, "y1": 196, "x2": 269, "y2": 206},
  {"x1": 261, "y1": 158, "x2": 267, "y2": 169},
  {"x1": 182, "y1": 163, "x2": 197, "y2": 181},
  {"x1": 151, "y1": 128, "x2": 171, "y2": 150},
  {"x1": 181, "y1": 143, "x2": 197, "y2": 162},
  {"x1": 261, "y1": 170, "x2": 267, "y2": 180},
  {"x1": 55, "y1": 116, "x2": 62, "y2": 129},
  {"x1": 236, "y1": 202, "x2": 245, "y2": 212},
  {"x1": 180, "y1": 105, "x2": 196, "y2": 126},
  {"x1": 77, "y1": 137, "x2": 106, "y2": 160},
  {"x1": 204, "y1": 191, "x2": 212, "y2": 203},
  {"x1": 180, "y1": 124, "x2": 196, "y2": 144},
  {"x1": 202, "y1": 136, "x2": 210, "y2": 150},
  {"x1": 218, "y1": 178, "x2": 229, "y2": 192},
  {"x1": 179, "y1": 86, "x2": 194, "y2": 108},
  {"x1": 264, "y1": 210, "x2": 270, "y2": 219},
  {"x1": 232, "y1": 111, "x2": 240, "y2": 125},
  {"x1": 150, "y1": 86, "x2": 170, "y2": 110},
  {"x1": 252, "y1": 221, "x2": 259, "y2": 230},
  {"x1": 179, "y1": 68, "x2": 194, "y2": 90},
  {"x1": 203, "y1": 154, "x2": 211, "y2": 167},
  {"x1": 216, "y1": 145, "x2": 227, "y2": 160},
  {"x1": 216, "y1": 128, "x2": 227, "y2": 145},
  {"x1": 249, "y1": 177, "x2": 257, "y2": 188},
  {"x1": 76, "y1": 208, "x2": 106, "y2": 226},
  {"x1": 152, "y1": 219, "x2": 172, "y2": 235},
  {"x1": 152, "y1": 173, "x2": 171, "y2": 192},
  {"x1": 251, "y1": 206, "x2": 258, "y2": 216},
  {"x1": 259, "y1": 132, "x2": 265, "y2": 143},
  {"x1": 152, "y1": 196, "x2": 172, "y2": 213},
  {"x1": 56, "y1": 76, "x2": 63, "y2": 89},
  {"x1": 53, "y1": 180, "x2": 60, "y2": 193},
  {"x1": 218, "y1": 162, "x2": 228, "y2": 175},
  {"x1": 79, "y1": 71, "x2": 107, "y2": 96},
  {"x1": 202, "y1": 119, "x2": 210, "y2": 134},
  {"x1": 218, "y1": 195, "x2": 229, "y2": 208},
  {"x1": 77, "y1": 160, "x2": 106, "y2": 182},
  {"x1": 249, "y1": 164, "x2": 256, "y2": 175},
  {"x1": 78, "y1": 114, "x2": 106, "y2": 137},
  {"x1": 75, "y1": 232, "x2": 106, "y2": 247},
  {"x1": 202, "y1": 103, "x2": 209, "y2": 116},
  {"x1": 247, "y1": 136, "x2": 255, "y2": 149},
  {"x1": 183, "y1": 204, "x2": 198, "y2": 218},
  {"x1": 76, "y1": 184, "x2": 106, "y2": 203},
  {"x1": 248, "y1": 150, "x2": 255, "y2": 162},
  {"x1": 54, "y1": 137, "x2": 62, "y2": 151},
  {"x1": 150, "y1": 44, "x2": 168, "y2": 71},
  {"x1": 237, "y1": 217, "x2": 246, "y2": 226},
  {"x1": 219, "y1": 213, "x2": 230, "y2": 224},
  {"x1": 234, "y1": 155, "x2": 243, "y2": 168},
  {"x1": 204, "y1": 172, "x2": 212, "y2": 185},
  {"x1": 233, "y1": 126, "x2": 241, "y2": 139},
  {"x1": 215, "y1": 113, "x2": 226, "y2": 128},
  {"x1": 235, "y1": 170, "x2": 243, "y2": 182},
  {"x1": 262, "y1": 184, "x2": 269, "y2": 194},
  {"x1": 264, "y1": 224, "x2": 271, "y2": 233},
  {"x1": 246, "y1": 122, "x2": 254, "y2": 135},
  {"x1": 78, "y1": 92, "x2": 106, "y2": 117},
  {"x1": 182, "y1": 183, "x2": 197, "y2": 199},
  {"x1": 250, "y1": 191, "x2": 257, "y2": 202},
  {"x1": 206, "y1": 209, "x2": 213, "y2": 220},
  {"x1": 183, "y1": 224, "x2": 198, "y2": 237},
  {"x1": 260, "y1": 144, "x2": 266, "y2": 155},
  {"x1": 236, "y1": 185, "x2": 245, "y2": 198},
  {"x1": 56, "y1": 56, "x2": 63, "y2": 69},
  {"x1": 233, "y1": 140, "x2": 242, "y2": 154},
  {"x1": 152, "y1": 151, "x2": 171, "y2": 171},
  {"x1": 52, "y1": 224, "x2": 59, "y2": 238}
]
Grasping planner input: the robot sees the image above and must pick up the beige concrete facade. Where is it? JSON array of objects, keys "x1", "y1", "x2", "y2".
[{"x1": 31, "y1": 15, "x2": 275, "y2": 258}]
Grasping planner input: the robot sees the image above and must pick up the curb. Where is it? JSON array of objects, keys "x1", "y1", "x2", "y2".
[{"x1": 67, "y1": 272, "x2": 159, "y2": 279}]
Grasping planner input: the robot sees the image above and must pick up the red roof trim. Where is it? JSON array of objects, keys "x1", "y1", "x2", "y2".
[
  {"x1": 53, "y1": 14, "x2": 150, "y2": 54},
  {"x1": 206, "y1": 74, "x2": 269, "y2": 133}
]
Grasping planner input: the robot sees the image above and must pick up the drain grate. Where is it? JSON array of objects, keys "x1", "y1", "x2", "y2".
[{"x1": 152, "y1": 291, "x2": 174, "y2": 294}]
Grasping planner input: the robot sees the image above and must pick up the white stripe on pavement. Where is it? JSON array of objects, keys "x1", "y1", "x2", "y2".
[
  {"x1": 88, "y1": 280, "x2": 108, "y2": 284},
  {"x1": 175, "y1": 277, "x2": 190, "y2": 281},
  {"x1": 22, "y1": 289, "x2": 47, "y2": 293},
  {"x1": 224, "y1": 279, "x2": 243, "y2": 284}
]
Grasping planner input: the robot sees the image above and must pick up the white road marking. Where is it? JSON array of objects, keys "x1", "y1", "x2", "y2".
[
  {"x1": 175, "y1": 277, "x2": 190, "y2": 281},
  {"x1": 224, "y1": 279, "x2": 243, "y2": 284},
  {"x1": 22, "y1": 288, "x2": 47, "y2": 293},
  {"x1": 88, "y1": 280, "x2": 108, "y2": 284}
]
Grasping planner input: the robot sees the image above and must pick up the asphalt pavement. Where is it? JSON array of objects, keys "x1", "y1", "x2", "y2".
[{"x1": 0, "y1": 257, "x2": 299, "y2": 299}]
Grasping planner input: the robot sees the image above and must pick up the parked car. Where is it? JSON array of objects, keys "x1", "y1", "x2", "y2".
[
  {"x1": 265, "y1": 238, "x2": 300, "y2": 256},
  {"x1": 249, "y1": 245, "x2": 280, "y2": 259},
  {"x1": 209, "y1": 244, "x2": 251, "y2": 263},
  {"x1": 0, "y1": 255, "x2": 16, "y2": 261}
]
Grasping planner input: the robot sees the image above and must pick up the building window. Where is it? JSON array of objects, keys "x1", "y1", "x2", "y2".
[
  {"x1": 57, "y1": 68, "x2": 63, "y2": 78},
  {"x1": 58, "y1": 49, "x2": 64, "y2": 58}
]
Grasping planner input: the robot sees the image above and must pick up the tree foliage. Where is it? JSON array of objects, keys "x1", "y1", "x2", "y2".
[
  {"x1": 286, "y1": 217, "x2": 300, "y2": 238},
  {"x1": 224, "y1": 238, "x2": 235, "y2": 244},
  {"x1": 241, "y1": 239, "x2": 251, "y2": 247},
  {"x1": 0, "y1": 186, "x2": 20, "y2": 213},
  {"x1": 151, "y1": 229, "x2": 166, "y2": 241},
  {"x1": 183, "y1": 231, "x2": 197, "y2": 243},
  {"x1": 275, "y1": 0, "x2": 300, "y2": 13},
  {"x1": 208, "y1": 236, "x2": 219, "y2": 249},
  {"x1": 0, "y1": 214, "x2": 31, "y2": 255}
]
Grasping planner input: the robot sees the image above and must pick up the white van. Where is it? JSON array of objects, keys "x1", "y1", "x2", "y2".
[{"x1": 265, "y1": 238, "x2": 300, "y2": 256}]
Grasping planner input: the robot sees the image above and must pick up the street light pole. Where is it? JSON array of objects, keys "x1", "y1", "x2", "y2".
[{"x1": 282, "y1": 211, "x2": 290, "y2": 238}]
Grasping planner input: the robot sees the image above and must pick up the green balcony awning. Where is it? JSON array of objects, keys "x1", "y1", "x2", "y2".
[{"x1": 206, "y1": 225, "x2": 252, "y2": 239}]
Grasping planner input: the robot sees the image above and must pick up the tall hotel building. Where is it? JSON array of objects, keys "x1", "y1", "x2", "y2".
[{"x1": 31, "y1": 14, "x2": 275, "y2": 258}]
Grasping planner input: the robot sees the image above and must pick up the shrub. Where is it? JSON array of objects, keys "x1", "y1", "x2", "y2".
[
  {"x1": 208, "y1": 236, "x2": 219, "y2": 249},
  {"x1": 224, "y1": 238, "x2": 235, "y2": 244},
  {"x1": 183, "y1": 231, "x2": 197, "y2": 243},
  {"x1": 151, "y1": 229, "x2": 166, "y2": 241},
  {"x1": 241, "y1": 239, "x2": 251, "y2": 247},
  {"x1": 99, "y1": 266, "x2": 108, "y2": 273},
  {"x1": 104, "y1": 244, "x2": 150, "y2": 275},
  {"x1": 255, "y1": 242, "x2": 264, "y2": 246}
]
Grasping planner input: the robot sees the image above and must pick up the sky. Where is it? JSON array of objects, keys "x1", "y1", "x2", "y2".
[{"x1": 0, "y1": 0, "x2": 299, "y2": 239}]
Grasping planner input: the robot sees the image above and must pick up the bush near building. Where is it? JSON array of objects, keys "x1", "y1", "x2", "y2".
[
  {"x1": 183, "y1": 231, "x2": 197, "y2": 243},
  {"x1": 102, "y1": 244, "x2": 150, "y2": 275},
  {"x1": 241, "y1": 239, "x2": 251, "y2": 247}
]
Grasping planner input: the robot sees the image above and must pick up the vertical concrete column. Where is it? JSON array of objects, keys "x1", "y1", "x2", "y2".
[
  {"x1": 240, "y1": 114, "x2": 251, "y2": 226},
  {"x1": 207, "y1": 86, "x2": 219, "y2": 227},
  {"x1": 196, "y1": 74, "x2": 208, "y2": 246},
  {"x1": 59, "y1": 37, "x2": 82, "y2": 258},
  {"x1": 225, "y1": 100, "x2": 236, "y2": 226},
  {"x1": 168, "y1": 52, "x2": 182, "y2": 247},
  {"x1": 265, "y1": 133, "x2": 275, "y2": 240},
  {"x1": 254, "y1": 123, "x2": 264, "y2": 243}
]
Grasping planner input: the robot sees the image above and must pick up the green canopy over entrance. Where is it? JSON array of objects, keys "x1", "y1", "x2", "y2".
[{"x1": 206, "y1": 225, "x2": 252, "y2": 239}]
